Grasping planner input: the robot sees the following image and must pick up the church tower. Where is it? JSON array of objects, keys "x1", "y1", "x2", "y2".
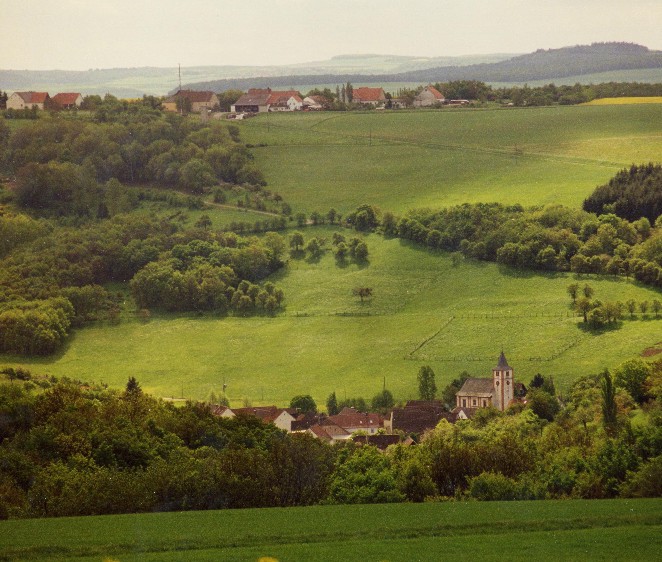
[{"x1": 492, "y1": 351, "x2": 514, "y2": 411}]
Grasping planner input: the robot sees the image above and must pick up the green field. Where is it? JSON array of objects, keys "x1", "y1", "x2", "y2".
[
  {"x1": 3, "y1": 105, "x2": 662, "y2": 405},
  {"x1": 239, "y1": 105, "x2": 662, "y2": 214},
  {"x1": 1, "y1": 498, "x2": 660, "y2": 561},
  {"x1": 4, "y1": 228, "x2": 662, "y2": 405}
]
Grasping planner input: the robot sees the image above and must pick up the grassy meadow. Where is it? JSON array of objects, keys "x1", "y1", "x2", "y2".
[
  {"x1": 1, "y1": 498, "x2": 660, "y2": 561},
  {"x1": 583, "y1": 96, "x2": 662, "y2": 105},
  {"x1": 3, "y1": 104, "x2": 662, "y2": 405},
  {"x1": 239, "y1": 104, "x2": 662, "y2": 215},
  {"x1": 5, "y1": 228, "x2": 662, "y2": 405}
]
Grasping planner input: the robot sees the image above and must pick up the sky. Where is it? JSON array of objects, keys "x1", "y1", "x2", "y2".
[{"x1": 2, "y1": 0, "x2": 662, "y2": 70}]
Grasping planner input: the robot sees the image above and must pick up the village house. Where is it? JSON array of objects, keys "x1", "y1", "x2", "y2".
[
  {"x1": 51, "y1": 92, "x2": 83, "y2": 109},
  {"x1": 213, "y1": 405, "x2": 297, "y2": 432},
  {"x1": 351, "y1": 87, "x2": 386, "y2": 106},
  {"x1": 413, "y1": 85, "x2": 445, "y2": 107},
  {"x1": 231, "y1": 88, "x2": 303, "y2": 113},
  {"x1": 163, "y1": 90, "x2": 219, "y2": 113},
  {"x1": 385, "y1": 400, "x2": 454, "y2": 435},
  {"x1": 307, "y1": 407, "x2": 385, "y2": 444},
  {"x1": 7, "y1": 91, "x2": 51, "y2": 111},
  {"x1": 453, "y1": 352, "x2": 516, "y2": 416}
]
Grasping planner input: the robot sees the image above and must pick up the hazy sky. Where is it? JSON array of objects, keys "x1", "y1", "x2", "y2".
[{"x1": 2, "y1": 0, "x2": 662, "y2": 70}]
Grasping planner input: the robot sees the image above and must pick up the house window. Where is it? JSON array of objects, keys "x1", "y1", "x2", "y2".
[
  {"x1": 462, "y1": 399, "x2": 466, "y2": 407},
  {"x1": 472, "y1": 399, "x2": 477, "y2": 406}
]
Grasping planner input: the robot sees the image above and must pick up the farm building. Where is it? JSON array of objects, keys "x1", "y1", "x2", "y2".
[
  {"x1": 231, "y1": 88, "x2": 303, "y2": 113},
  {"x1": 413, "y1": 85, "x2": 445, "y2": 107},
  {"x1": 52, "y1": 92, "x2": 83, "y2": 109},
  {"x1": 352, "y1": 87, "x2": 386, "y2": 105},
  {"x1": 454, "y1": 352, "x2": 515, "y2": 413},
  {"x1": 163, "y1": 90, "x2": 219, "y2": 113},
  {"x1": 7, "y1": 91, "x2": 51, "y2": 110}
]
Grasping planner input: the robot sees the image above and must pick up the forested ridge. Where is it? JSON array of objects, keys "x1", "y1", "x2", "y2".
[{"x1": 182, "y1": 43, "x2": 662, "y2": 92}]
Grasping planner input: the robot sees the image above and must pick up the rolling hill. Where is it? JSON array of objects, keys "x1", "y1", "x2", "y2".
[{"x1": 182, "y1": 43, "x2": 662, "y2": 93}]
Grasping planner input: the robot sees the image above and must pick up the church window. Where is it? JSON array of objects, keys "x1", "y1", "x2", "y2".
[
  {"x1": 472, "y1": 399, "x2": 477, "y2": 406},
  {"x1": 506, "y1": 380, "x2": 510, "y2": 385},
  {"x1": 495, "y1": 380, "x2": 500, "y2": 386}
]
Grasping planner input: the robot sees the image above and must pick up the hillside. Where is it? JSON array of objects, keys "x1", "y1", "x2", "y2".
[
  {"x1": 182, "y1": 43, "x2": 662, "y2": 92},
  {"x1": 0, "y1": 53, "x2": 514, "y2": 98}
]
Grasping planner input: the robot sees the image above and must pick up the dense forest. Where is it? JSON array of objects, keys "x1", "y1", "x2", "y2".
[
  {"x1": 0, "y1": 101, "x2": 289, "y2": 356},
  {"x1": 0, "y1": 358, "x2": 659, "y2": 519}
]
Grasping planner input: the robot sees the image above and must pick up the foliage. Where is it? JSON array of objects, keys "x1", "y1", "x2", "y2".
[
  {"x1": 417, "y1": 365, "x2": 437, "y2": 400},
  {"x1": 327, "y1": 445, "x2": 404, "y2": 504},
  {"x1": 290, "y1": 395, "x2": 317, "y2": 414},
  {"x1": 583, "y1": 163, "x2": 662, "y2": 223}
]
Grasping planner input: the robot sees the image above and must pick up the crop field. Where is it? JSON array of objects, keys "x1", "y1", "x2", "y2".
[
  {"x1": 583, "y1": 96, "x2": 662, "y2": 105},
  {"x1": 1, "y1": 498, "x2": 660, "y2": 561},
  {"x1": 5, "y1": 228, "x2": 662, "y2": 405},
  {"x1": 3, "y1": 105, "x2": 662, "y2": 404}
]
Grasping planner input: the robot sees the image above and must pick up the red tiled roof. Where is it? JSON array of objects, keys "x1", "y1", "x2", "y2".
[
  {"x1": 266, "y1": 90, "x2": 302, "y2": 104},
  {"x1": 327, "y1": 408, "x2": 383, "y2": 430},
  {"x1": 424, "y1": 85, "x2": 444, "y2": 99},
  {"x1": 52, "y1": 92, "x2": 81, "y2": 106},
  {"x1": 17, "y1": 91, "x2": 49, "y2": 103},
  {"x1": 352, "y1": 87, "x2": 385, "y2": 102}
]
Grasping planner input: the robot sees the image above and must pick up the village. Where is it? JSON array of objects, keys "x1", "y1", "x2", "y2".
[
  {"x1": 3, "y1": 84, "x2": 470, "y2": 117},
  {"x1": 211, "y1": 352, "x2": 527, "y2": 448}
]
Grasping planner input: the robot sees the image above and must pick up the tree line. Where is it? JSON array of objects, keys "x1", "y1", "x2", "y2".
[
  {"x1": 0, "y1": 356, "x2": 659, "y2": 519},
  {"x1": 1, "y1": 102, "x2": 265, "y2": 218},
  {"x1": 0, "y1": 213, "x2": 288, "y2": 355}
]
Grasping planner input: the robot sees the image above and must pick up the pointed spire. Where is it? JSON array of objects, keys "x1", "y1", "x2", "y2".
[{"x1": 497, "y1": 351, "x2": 510, "y2": 369}]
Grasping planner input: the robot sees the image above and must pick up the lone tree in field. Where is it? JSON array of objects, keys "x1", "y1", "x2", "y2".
[
  {"x1": 353, "y1": 287, "x2": 373, "y2": 302},
  {"x1": 417, "y1": 365, "x2": 437, "y2": 400},
  {"x1": 583, "y1": 284, "x2": 594, "y2": 299},
  {"x1": 289, "y1": 231, "x2": 304, "y2": 251},
  {"x1": 567, "y1": 283, "x2": 580, "y2": 304},
  {"x1": 653, "y1": 299, "x2": 662, "y2": 318}
]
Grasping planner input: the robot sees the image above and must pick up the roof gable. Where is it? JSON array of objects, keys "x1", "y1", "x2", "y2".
[
  {"x1": 52, "y1": 93, "x2": 82, "y2": 105},
  {"x1": 352, "y1": 87, "x2": 385, "y2": 102}
]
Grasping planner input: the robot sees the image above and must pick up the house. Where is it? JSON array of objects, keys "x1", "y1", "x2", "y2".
[
  {"x1": 386, "y1": 400, "x2": 454, "y2": 435},
  {"x1": 233, "y1": 406, "x2": 297, "y2": 432},
  {"x1": 307, "y1": 422, "x2": 351, "y2": 443},
  {"x1": 7, "y1": 91, "x2": 51, "y2": 111},
  {"x1": 351, "y1": 433, "x2": 401, "y2": 450},
  {"x1": 413, "y1": 85, "x2": 445, "y2": 107},
  {"x1": 351, "y1": 87, "x2": 386, "y2": 106},
  {"x1": 52, "y1": 92, "x2": 83, "y2": 109},
  {"x1": 302, "y1": 95, "x2": 329, "y2": 110},
  {"x1": 454, "y1": 352, "x2": 515, "y2": 413},
  {"x1": 210, "y1": 404, "x2": 235, "y2": 418},
  {"x1": 326, "y1": 407, "x2": 384, "y2": 434},
  {"x1": 163, "y1": 90, "x2": 219, "y2": 113},
  {"x1": 231, "y1": 88, "x2": 303, "y2": 113}
]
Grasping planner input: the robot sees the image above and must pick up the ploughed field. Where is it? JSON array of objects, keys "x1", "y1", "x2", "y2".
[
  {"x1": 3, "y1": 105, "x2": 662, "y2": 404},
  {"x1": 1, "y1": 498, "x2": 660, "y2": 561}
]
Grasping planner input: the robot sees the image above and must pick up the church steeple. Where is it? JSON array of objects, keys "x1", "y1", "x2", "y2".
[
  {"x1": 497, "y1": 351, "x2": 510, "y2": 369},
  {"x1": 492, "y1": 351, "x2": 514, "y2": 411}
]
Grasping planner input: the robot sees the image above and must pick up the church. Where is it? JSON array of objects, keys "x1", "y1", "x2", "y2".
[{"x1": 454, "y1": 352, "x2": 515, "y2": 413}]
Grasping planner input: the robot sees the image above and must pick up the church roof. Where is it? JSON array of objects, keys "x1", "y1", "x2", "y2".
[
  {"x1": 496, "y1": 351, "x2": 511, "y2": 369},
  {"x1": 456, "y1": 377, "x2": 493, "y2": 397}
]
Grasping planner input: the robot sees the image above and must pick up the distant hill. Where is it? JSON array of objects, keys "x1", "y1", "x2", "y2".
[
  {"x1": 0, "y1": 53, "x2": 515, "y2": 97},
  {"x1": 180, "y1": 43, "x2": 662, "y2": 93}
]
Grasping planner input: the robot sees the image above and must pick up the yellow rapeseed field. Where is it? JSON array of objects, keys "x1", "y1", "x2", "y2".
[{"x1": 583, "y1": 96, "x2": 662, "y2": 105}]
